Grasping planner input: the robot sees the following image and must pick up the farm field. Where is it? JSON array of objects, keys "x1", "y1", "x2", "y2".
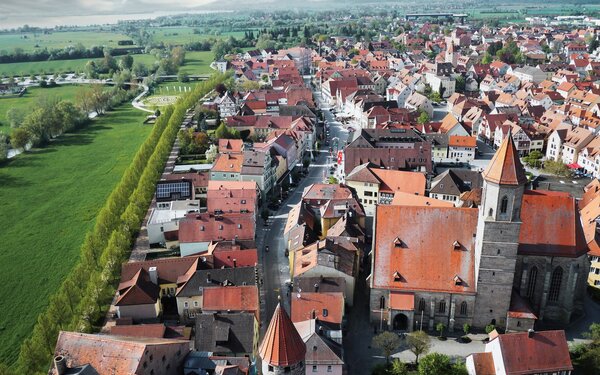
[
  {"x1": 0, "y1": 85, "x2": 83, "y2": 131},
  {"x1": 0, "y1": 104, "x2": 150, "y2": 364},
  {"x1": 149, "y1": 27, "x2": 246, "y2": 45},
  {"x1": 0, "y1": 53, "x2": 159, "y2": 77},
  {"x1": 179, "y1": 51, "x2": 215, "y2": 75},
  {"x1": 0, "y1": 30, "x2": 136, "y2": 53}
]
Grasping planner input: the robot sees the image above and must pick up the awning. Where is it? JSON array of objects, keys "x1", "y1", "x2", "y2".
[
  {"x1": 567, "y1": 163, "x2": 582, "y2": 169},
  {"x1": 389, "y1": 292, "x2": 414, "y2": 311}
]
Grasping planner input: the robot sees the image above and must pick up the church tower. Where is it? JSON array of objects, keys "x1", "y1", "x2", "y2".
[
  {"x1": 445, "y1": 39, "x2": 458, "y2": 67},
  {"x1": 473, "y1": 131, "x2": 527, "y2": 329},
  {"x1": 259, "y1": 303, "x2": 306, "y2": 375}
]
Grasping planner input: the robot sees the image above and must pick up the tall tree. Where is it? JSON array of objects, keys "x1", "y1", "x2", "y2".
[
  {"x1": 407, "y1": 330, "x2": 431, "y2": 365},
  {"x1": 372, "y1": 331, "x2": 401, "y2": 364}
]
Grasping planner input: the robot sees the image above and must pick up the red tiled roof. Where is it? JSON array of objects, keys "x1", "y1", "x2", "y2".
[
  {"x1": 497, "y1": 330, "x2": 573, "y2": 374},
  {"x1": 469, "y1": 352, "x2": 496, "y2": 375},
  {"x1": 519, "y1": 190, "x2": 588, "y2": 258},
  {"x1": 482, "y1": 129, "x2": 527, "y2": 185},
  {"x1": 259, "y1": 303, "x2": 306, "y2": 367},
  {"x1": 202, "y1": 286, "x2": 259, "y2": 319},
  {"x1": 179, "y1": 212, "x2": 256, "y2": 245},
  {"x1": 372, "y1": 205, "x2": 478, "y2": 294},
  {"x1": 212, "y1": 153, "x2": 244, "y2": 173},
  {"x1": 291, "y1": 292, "x2": 344, "y2": 325},
  {"x1": 390, "y1": 192, "x2": 454, "y2": 207},
  {"x1": 449, "y1": 135, "x2": 477, "y2": 148},
  {"x1": 389, "y1": 291, "x2": 414, "y2": 311}
]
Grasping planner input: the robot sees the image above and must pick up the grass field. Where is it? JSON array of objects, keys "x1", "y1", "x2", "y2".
[
  {"x1": 0, "y1": 30, "x2": 136, "y2": 53},
  {"x1": 0, "y1": 53, "x2": 159, "y2": 77},
  {"x1": 180, "y1": 51, "x2": 215, "y2": 75},
  {"x1": 0, "y1": 85, "x2": 83, "y2": 131},
  {"x1": 149, "y1": 27, "x2": 246, "y2": 45},
  {"x1": 143, "y1": 81, "x2": 202, "y2": 107},
  {"x1": 0, "y1": 105, "x2": 150, "y2": 364}
]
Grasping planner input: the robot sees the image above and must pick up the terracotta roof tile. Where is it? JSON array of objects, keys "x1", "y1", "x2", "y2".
[
  {"x1": 202, "y1": 286, "x2": 259, "y2": 319},
  {"x1": 259, "y1": 303, "x2": 306, "y2": 367},
  {"x1": 497, "y1": 330, "x2": 573, "y2": 374},
  {"x1": 519, "y1": 190, "x2": 588, "y2": 258},
  {"x1": 469, "y1": 352, "x2": 496, "y2": 375},
  {"x1": 372, "y1": 205, "x2": 477, "y2": 294},
  {"x1": 291, "y1": 292, "x2": 344, "y2": 325},
  {"x1": 482, "y1": 129, "x2": 527, "y2": 185}
]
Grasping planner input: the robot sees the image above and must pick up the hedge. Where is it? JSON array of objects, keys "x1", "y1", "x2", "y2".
[{"x1": 14, "y1": 72, "x2": 231, "y2": 374}]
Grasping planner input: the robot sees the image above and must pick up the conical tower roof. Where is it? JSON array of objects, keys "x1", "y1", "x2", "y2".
[
  {"x1": 259, "y1": 303, "x2": 306, "y2": 367},
  {"x1": 482, "y1": 129, "x2": 527, "y2": 185}
]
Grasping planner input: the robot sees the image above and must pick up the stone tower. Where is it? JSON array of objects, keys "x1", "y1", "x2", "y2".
[
  {"x1": 473, "y1": 130, "x2": 527, "y2": 329},
  {"x1": 259, "y1": 303, "x2": 306, "y2": 375},
  {"x1": 445, "y1": 39, "x2": 458, "y2": 67}
]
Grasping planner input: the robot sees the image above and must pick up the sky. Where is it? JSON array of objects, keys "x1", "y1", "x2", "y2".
[{"x1": 0, "y1": 0, "x2": 218, "y2": 28}]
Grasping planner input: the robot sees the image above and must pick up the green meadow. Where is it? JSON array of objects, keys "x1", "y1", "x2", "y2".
[{"x1": 0, "y1": 105, "x2": 150, "y2": 363}]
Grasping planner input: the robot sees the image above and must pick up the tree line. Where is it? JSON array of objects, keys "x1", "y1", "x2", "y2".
[
  {"x1": 5, "y1": 85, "x2": 140, "y2": 154},
  {"x1": 0, "y1": 44, "x2": 135, "y2": 65},
  {"x1": 10, "y1": 72, "x2": 230, "y2": 374}
]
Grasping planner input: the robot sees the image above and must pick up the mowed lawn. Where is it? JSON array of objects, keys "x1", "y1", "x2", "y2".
[
  {"x1": 0, "y1": 85, "x2": 83, "y2": 131},
  {"x1": 0, "y1": 105, "x2": 150, "y2": 364},
  {"x1": 180, "y1": 51, "x2": 215, "y2": 75},
  {"x1": 0, "y1": 53, "x2": 158, "y2": 77}
]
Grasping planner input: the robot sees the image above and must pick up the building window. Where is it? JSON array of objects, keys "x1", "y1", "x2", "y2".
[
  {"x1": 500, "y1": 196, "x2": 508, "y2": 214},
  {"x1": 419, "y1": 298, "x2": 426, "y2": 312},
  {"x1": 549, "y1": 267, "x2": 563, "y2": 302},
  {"x1": 194, "y1": 301, "x2": 199, "y2": 307},
  {"x1": 438, "y1": 300, "x2": 446, "y2": 314},
  {"x1": 327, "y1": 365, "x2": 332, "y2": 372},
  {"x1": 380, "y1": 296, "x2": 385, "y2": 309},
  {"x1": 184, "y1": 301, "x2": 189, "y2": 308},
  {"x1": 526, "y1": 266, "x2": 538, "y2": 299},
  {"x1": 313, "y1": 365, "x2": 317, "y2": 372},
  {"x1": 460, "y1": 301, "x2": 468, "y2": 315}
]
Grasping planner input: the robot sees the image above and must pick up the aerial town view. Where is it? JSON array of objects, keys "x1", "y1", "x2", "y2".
[{"x1": 2, "y1": 0, "x2": 600, "y2": 374}]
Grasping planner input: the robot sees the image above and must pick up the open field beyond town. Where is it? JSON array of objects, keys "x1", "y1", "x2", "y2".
[
  {"x1": 0, "y1": 105, "x2": 149, "y2": 363},
  {"x1": 0, "y1": 84, "x2": 83, "y2": 131},
  {"x1": 179, "y1": 51, "x2": 215, "y2": 75},
  {"x1": 0, "y1": 30, "x2": 137, "y2": 52}
]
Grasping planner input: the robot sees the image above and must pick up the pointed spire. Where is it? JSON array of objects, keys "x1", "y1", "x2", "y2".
[
  {"x1": 259, "y1": 303, "x2": 306, "y2": 367},
  {"x1": 482, "y1": 128, "x2": 527, "y2": 185}
]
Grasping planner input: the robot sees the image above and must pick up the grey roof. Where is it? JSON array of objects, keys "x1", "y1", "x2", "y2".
[
  {"x1": 423, "y1": 133, "x2": 449, "y2": 147},
  {"x1": 195, "y1": 313, "x2": 255, "y2": 355},
  {"x1": 241, "y1": 150, "x2": 267, "y2": 176},
  {"x1": 279, "y1": 105, "x2": 317, "y2": 117},
  {"x1": 178, "y1": 267, "x2": 256, "y2": 297},
  {"x1": 348, "y1": 128, "x2": 426, "y2": 148},
  {"x1": 64, "y1": 364, "x2": 98, "y2": 375},
  {"x1": 430, "y1": 169, "x2": 483, "y2": 196},
  {"x1": 294, "y1": 277, "x2": 346, "y2": 294}
]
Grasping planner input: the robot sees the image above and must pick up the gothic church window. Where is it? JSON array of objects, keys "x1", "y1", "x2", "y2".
[
  {"x1": 500, "y1": 196, "x2": 508, "y2": 214},
  {"x1": 549, "y1": 267, "x2": 563, "y2": 302}
]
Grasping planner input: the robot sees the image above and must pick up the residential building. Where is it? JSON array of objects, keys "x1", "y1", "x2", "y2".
[
  {"x1": 207, "y1": 180, "x2": 259, "y2": 216},
  {"x1": 429, "y1": 169, "x2": 483, "y2": 205},
  {"x1": 345, "y1": 163, "x2": 426, "y2": 216},
  {"x1": 344, "y1": 129, "x2": 433, "y2": 175},
  {"x1": 448, "y1": 135, "x2": 477, "y2": 163},
  {"x1": 51, "y1": 331, "x2": 190, "y2": 375},
  {"x1": 241, "y1": 149, "x2": 276, "y2": 198},
  {"x1": 294, "y1": 319, "x2": 344, "y2": 375},
  {"x1": 466, "y1": 330, "x2": 573, "y2": 375},
  {"x1": 210, "y1": 153, "x2": 244, "y2": 182},
  {"x1": 147, "y1": 200, "x2": 201, "y2": 245},
  {"x1": 195, "y1": 312, "x2": 258, "y2": 358},
  {"x1": 179, "y1": 213, "x2": 256, "y2": 256}
]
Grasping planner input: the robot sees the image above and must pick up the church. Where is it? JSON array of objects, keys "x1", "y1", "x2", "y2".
[{"x1": 369, "y1": 132, "x2": 590, "y2": 333}]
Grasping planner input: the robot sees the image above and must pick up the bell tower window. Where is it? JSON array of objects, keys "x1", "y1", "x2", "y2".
[{"x1": 500, "y1": 196, "x2": 508, "y2": 214}]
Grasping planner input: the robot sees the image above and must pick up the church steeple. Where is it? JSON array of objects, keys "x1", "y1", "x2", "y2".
[
  {"x1": 259, "y1": 303, "x2": 306, "y2": 374},
  {"x1": 482, "y1": 129, "x2": 527, "y2": 186}
]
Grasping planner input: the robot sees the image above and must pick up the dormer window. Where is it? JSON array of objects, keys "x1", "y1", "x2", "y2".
[
  {"x1": 393, "y1": 237, "x2": 404, "y2": 248},
  {"x1": 454, "y1": 275, "x2": 463, "y2": 286},
  {"x1": 219, "y1": 225, "x2": 224, "y2": 230},
  {"x1": 453, "y1": 241, "x2": 461, "y2": 250},
  {"x1": 393, "y1": 271, "x2": 402, "y2": 282},
  {"x1": 200, "y1": 225, "x2": 205, "y2": 231}
]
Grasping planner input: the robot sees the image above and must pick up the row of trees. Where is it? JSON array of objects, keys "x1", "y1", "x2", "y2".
[
  {"x1": 0, "y1": 44, "x2": 132, "y2": 65},
  {"x1": 13, "y1": 72, "x2": 231, "y2": 374}
]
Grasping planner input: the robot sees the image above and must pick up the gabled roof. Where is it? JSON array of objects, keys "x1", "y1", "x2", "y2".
[
  {"x1": 202, "y1": 285, "x2": 259, "y2": 320},
  {"x1": 53, "y1": 332, "x2": 189, "y2": 375},
  {"x1": 518, "y1": 190, "x2": 588, "y2": 258},
  {"x1": 496, "y1": 330, "x2": 573, "y2": 374},
  {"x1": 196, "y1": 313, "x2": 256, "y2": 355},
  {"x1": 372, "y1": 205, "x2": 478, "y2": 294},
  {"x1": 291, "y1": 292, "x2": 344, "y2": 325},
  {"x1": 294, "y1": 320, "x2": 344, "y2": 366},
  {"x1": 482, "y1": 129, "x2": 527, "y2": 185},
  {"x1": 259, "y1": 303, "x2": 306, "y2": 367},
  {"x1": 116, "y1": 269, "x2": 160, "y2": 306}
]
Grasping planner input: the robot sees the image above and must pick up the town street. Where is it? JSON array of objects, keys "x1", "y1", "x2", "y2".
[{"x1": 258, "y1": 91, "x2": 349, "y2": 330}]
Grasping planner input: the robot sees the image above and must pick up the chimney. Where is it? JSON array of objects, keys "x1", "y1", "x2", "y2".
[
  {"x1": 148, "y1": 266, "x2": 158, "y2": 285},
  {"x1": 528, "y1": 329, "x2": 535, "y2": 338},
  {"x1": 233, "y1": 258, "x2": 237, "y2": 268},
  {"x1": 314, "y1": 283, "x2": 319, "y2": 292},
  {"x1": 54, "y1": 355, "x2": 67, "y2": 375},
  {"x1": 207, "y1": 272, "x2": 212, "y2": 283}
]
